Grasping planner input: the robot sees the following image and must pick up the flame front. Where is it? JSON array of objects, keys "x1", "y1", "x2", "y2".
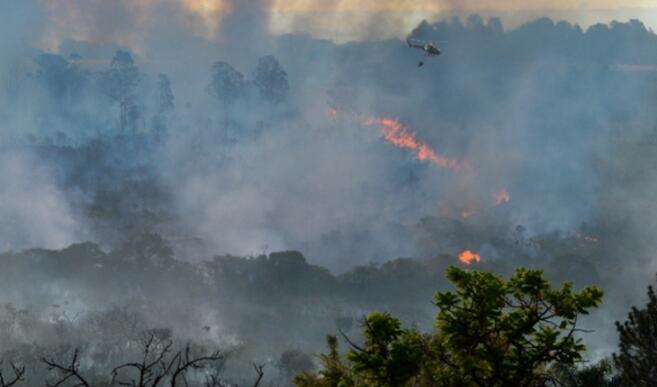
[
  {"x1": 366, "y1": 118, "x2": 468, "y2": 171},
  {"x1": 458, "y1": 250, "x2": 481, "y2": 265}
]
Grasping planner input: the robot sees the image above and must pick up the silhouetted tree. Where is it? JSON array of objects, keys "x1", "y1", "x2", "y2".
[
  {"x1": 153, "y1": 74, "x2": 174, "y2": 137},
  {"x1": 34, "y1": 53, "x2": 85, "y2": 102},
  {"x1": 42, "y1": 348, "x2": 91, "y2": 387},
  {"x1": 156, "y1": 74, "x2": 174, "y2": 115},
  {"x1": 104, "y1": 50, "x2": 141, "y2": 133},
  {"x1": 613, "y1": 275, "x2": 657, "y2": 386},
  {"x1": 111, "y1": 334, "x2": 223, "y2": 387},
  {"x1": 207, "y1": 61, "x2": 245, "y2": 138},
  {"x1": 253, "y1": 56, "x2": 289, "y2": 106}
]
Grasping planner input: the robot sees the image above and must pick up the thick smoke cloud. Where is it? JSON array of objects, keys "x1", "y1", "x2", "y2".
[
  {"x1": 0, "y1": 0, "x2": 43, "y2": 105},
  {"x1": 163, "y1": 116, "x2": 426, "y2": 264},
  {"x1": 0, "y1": 150, "x2": 80, "y2": 251},
  {"x1": 37, "y1": 0, "x2": 657, "y2": 45}
]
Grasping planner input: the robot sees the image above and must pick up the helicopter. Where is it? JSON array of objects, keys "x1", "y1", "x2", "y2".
[{"x1": 407, "y1": 38, "x2": 442, "y2": 67}]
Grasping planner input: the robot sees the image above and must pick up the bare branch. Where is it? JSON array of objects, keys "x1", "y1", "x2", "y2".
[
  {"x1": 0, "y1": 361, "x2": 25, "y2": 387},
  {"x1": 112, "y1": 336, "x2": 223, "y2": 387},
  {"x1": 169, "y1": 345, "x2": 223, "y2": 387},
  {"x1": 42, "y1": 349, "x2": 91, "y2": 387},
  {"x1": 338, "y1": 328, "x2": 365, "y2": 353},
  {"x1": 251, "y1": 363, "x2": 264, "y2": 387}
]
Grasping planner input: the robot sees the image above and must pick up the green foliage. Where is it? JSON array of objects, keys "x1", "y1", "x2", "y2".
[
  {"x1": 346, "y1": 312, "x2": 425, "y2": 387},
  {"x1": 295, "y1": 336, "x2": 353, "y2": 387},
  {"x1": 296, "y1": 266, "x2": 603, "y2": 387},
  {"x1": 253, "y1": 55, "x2": 289, "y2": 105},
  {"x1": 613, "y1": 276, "x2": 657, "y2": 386},
  {"x1": 552, "y1": 359, "x2": 621, "y2": 387},
  {"x1": 431, "y1": 266, "x2": 603, "y2": 387},
  {"x1": 103, "y1": 50, "x2": 141, "y2": 133},
  {"x1": 207, "y1": 61, "x2": 245, "y2": 108}
]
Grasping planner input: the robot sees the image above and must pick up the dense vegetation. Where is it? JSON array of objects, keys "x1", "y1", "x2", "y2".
[{"x1": 0, "y1": 256, "x2": 656, "y2": 385}]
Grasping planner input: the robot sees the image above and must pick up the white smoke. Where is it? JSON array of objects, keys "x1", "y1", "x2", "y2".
[{"x1": 0, "y1": 150, "x2": 80, "y2": 251}]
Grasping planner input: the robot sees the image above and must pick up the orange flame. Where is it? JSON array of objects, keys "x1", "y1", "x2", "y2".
[
  {"x1": 493, "y1": 190, "x2": 510, "y2": 206},
  {"x1": 458, "y1": 250, "x2": 481, "y2": 265},
  {"x1": 461, "y1": 210, "x2": 478, "y2": 219},
  {"x1": 365, "y1": 118, "x2": 468, "y2": 171}
]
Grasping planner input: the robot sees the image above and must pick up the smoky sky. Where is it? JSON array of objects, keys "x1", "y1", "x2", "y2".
[{"x1": 32, "y1": 0, "x2": 657, "y2": 48}]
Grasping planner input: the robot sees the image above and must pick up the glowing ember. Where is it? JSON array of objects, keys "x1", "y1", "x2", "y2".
[
  {"x1": 458, "y1": 250, "x2": 481, "y2": 265},
  {"x1": 493, "y1": 190, "x2": 511, "y2": 205},
  {"x1": 365, "y1": 118, "x2": 467, "y2": 171}
]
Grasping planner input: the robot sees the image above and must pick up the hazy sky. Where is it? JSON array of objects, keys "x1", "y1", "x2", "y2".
[{"x1": 37, "y1": 0, "x2": 657, "y2": 50}]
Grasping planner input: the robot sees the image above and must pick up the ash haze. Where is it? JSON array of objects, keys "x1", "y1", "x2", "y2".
[{"x1": 0, "y1": 0, "x2": 656, "y2": 385}]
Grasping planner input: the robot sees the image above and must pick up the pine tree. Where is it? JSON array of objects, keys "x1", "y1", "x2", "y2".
[{"x1": 613, "y1": 276, "x2": 657, "y2": 386}]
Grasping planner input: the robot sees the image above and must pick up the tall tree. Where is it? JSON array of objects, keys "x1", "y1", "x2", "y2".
[
  {"x1": 207, "y1": 61, "x2": 245, "y2": 138},
  {"x1": 104, "y1": 50, "x2": 141, "y2": 134},
  {"x1": 613, "y1": 275, "x2": 657, "y2": 386},
  {"x1": 34, "y1": 53, "x2": 85, "y2": 102},
  {"x1": 253, "y1": 55, "x2": 289, "y2": 106},
  {"x1": 153, "y1": 73, "x2": 174, "y2": 137}
]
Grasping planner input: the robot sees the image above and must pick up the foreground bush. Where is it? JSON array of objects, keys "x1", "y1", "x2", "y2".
[{"x1": 296, "y1": 266, "x2": 603, "y2": 387}]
